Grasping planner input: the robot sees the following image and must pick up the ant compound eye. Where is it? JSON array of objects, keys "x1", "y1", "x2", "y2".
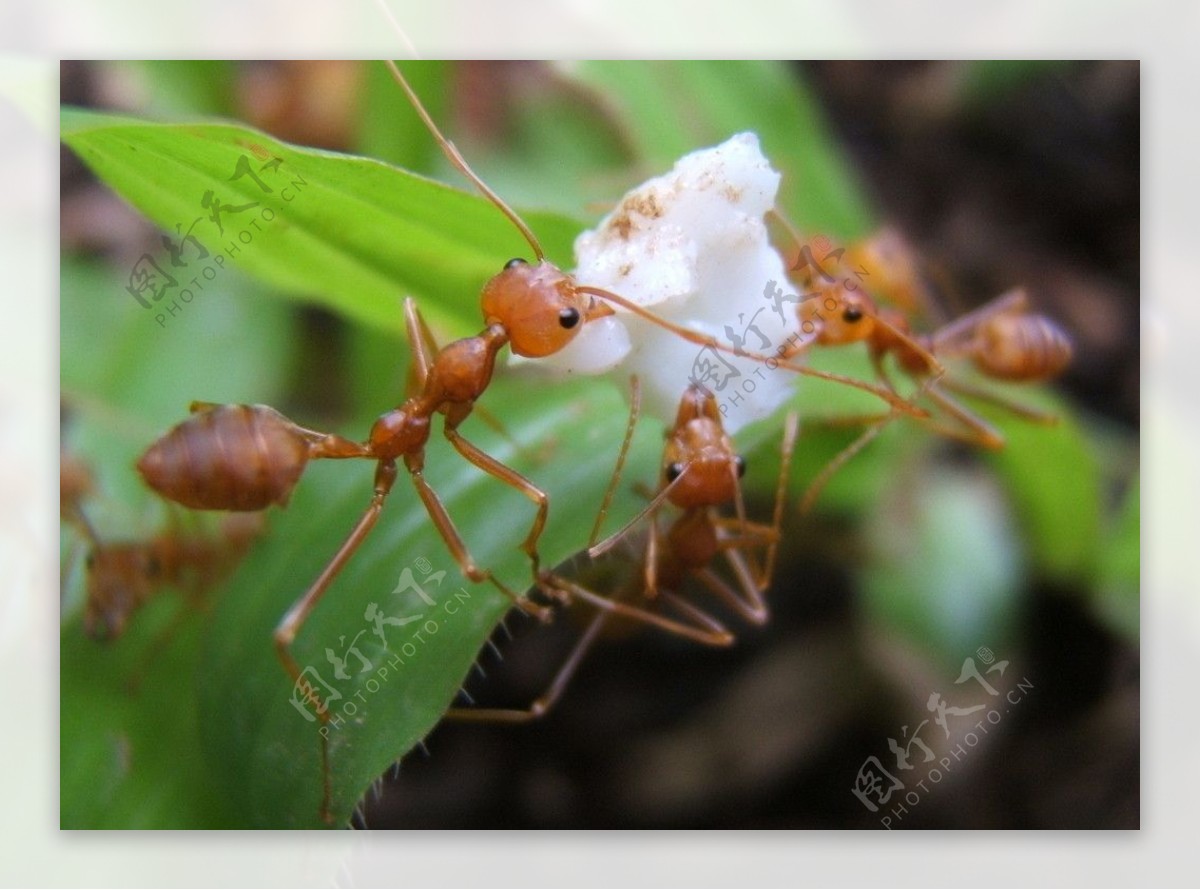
[
  {"x1": 558, "y1": 307, "x2": 581, "y2": 329},
  {"x1": 504, "y1": 257, "x2": 528, "y2": 270},
  {"x1": 665, "y1": 462, "x2": 684, "y2": 483},
  {"x1": 734, "y1": 455, "x2": 747, "y2": 478},
  {"x1": 843, "y1": 306, "x2": 864, "y2": 323}
]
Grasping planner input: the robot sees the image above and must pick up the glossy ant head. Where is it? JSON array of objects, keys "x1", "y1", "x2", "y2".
[
  {"x1": 481, "y1": 258, "x2": 614, "y2": 358},
  {"x1": 799, "y1": 284, "x2": 880, "y2": 347},
  {"x1": 661, "y1": 385, "x2": 742, "y2": 509}
]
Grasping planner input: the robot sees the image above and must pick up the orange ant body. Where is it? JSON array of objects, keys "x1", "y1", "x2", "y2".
[
  {"x1": 780, "y1": 225, "x2": 1073, "y2": 509},
  {"x1": 133, "y1": 62, "x2": 901, "y2": 820},
  {"x1": 137, "y1": 62, "x2": 905, "y2": 698},
  {"x1": 448, "y1": 379, "x2": 798, "y2": 723},
  {"x1": 795, "y1": 282, "x2": 1071, "y2": 447}
]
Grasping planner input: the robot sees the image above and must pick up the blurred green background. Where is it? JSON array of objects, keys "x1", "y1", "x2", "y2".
[{"x1": 59, "y1": 61, "x2": 1138, "y2": 828}]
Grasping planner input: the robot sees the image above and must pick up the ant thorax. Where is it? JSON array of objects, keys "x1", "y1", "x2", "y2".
[{"x1": 513, "y1": 133, "x2": 802, "y2": 434}]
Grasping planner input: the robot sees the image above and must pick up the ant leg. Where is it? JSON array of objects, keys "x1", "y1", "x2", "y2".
[
  {"x1": 939, "y1": 377, "x2": 1061, "y2": 425},
  {"x1": 443, "y1": 606, "x2": 612, "y2": 723},
  {"x1": 931, "y1": 288, "x2": 1028, "y2": 350},
  {"x1": 404, "y1": 296, "x2": 438, "y2": 386},
  {"x1": 799, "y1": 414, "x2": 895, "y2": 514},
  {"x1": 541, "y1": 571, "x2": 733, "y2": 647},
  {"x1": 405, "y1": 451, "x2": 552, "y2": 623},
  {"x1": 275, "y1": 459, "x2": 401, "y2": 825},
  {"x1": 275, "y1": 459, "x2": 399, "y2": 691},
  {"x1": 442, "y1": 425, "x2": 549, "y2": 575},
  {"x1": 716, "y1": 409, "x2": 799, "y2": 580},
  {"x1": 924, "y1": 385, "x2": 1007, "y2": 450},
  {"x1": 693, "y1": 562, "x2": 768, "y2": 625}
]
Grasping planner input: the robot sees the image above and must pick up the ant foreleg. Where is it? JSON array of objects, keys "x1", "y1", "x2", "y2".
[
  {"x1": 939, "y1": 376, "x2": 1061, "y2": 426},
  {"x1": 404, "y1": 448, "x2": 552, "y2": 623},
  {"x1": 541, "y1": 571, "x2": 733, "y2": 647},
  {"x1": 442, "y1": 424, "x2": 549, "y2": 577}
]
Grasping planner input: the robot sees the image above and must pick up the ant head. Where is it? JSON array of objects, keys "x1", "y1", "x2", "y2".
[
  {"x1": 800, "y1": 284, "x2": 879, "y2": 346},
  {"x1": 662, "y1": 387, "x2": 742, "y2": 509},
  {"x1": 82, "y1": 545, "x2": 155, "y2": 641},
  {"x1": 481, "y1": 258, "x2": 613, "y2": 358}
]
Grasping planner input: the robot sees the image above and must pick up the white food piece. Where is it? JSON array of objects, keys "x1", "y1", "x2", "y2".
[{"x1": 517, "y1": 133, "x2": 802, "y2": 434}]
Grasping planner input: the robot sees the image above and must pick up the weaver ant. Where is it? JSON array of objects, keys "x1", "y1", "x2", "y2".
[
  {"x1": 137, "y1": 63, "x2": 908, "y2": 696},
  {"x1": 62, "y1": 453, "x2": 263, "y2": 641},
  {"x1": 776, "y1": 222, "x2": 1072, "y2": 509},
  {"x1": 447, "y1": 378, "x2": 798, "y2": 722},
  {"x1": 134, "y1": 62, "x2": 902, "y2": 820}
]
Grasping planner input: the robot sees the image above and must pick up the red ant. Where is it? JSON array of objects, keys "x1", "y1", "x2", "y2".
[
  {"x1": 447, "y1": 378, "x2": 799, "y2": 722},
  {"x1": 61, "y1": 454, "x2": 264, "y2": 640},
  {"x1": 137, "y1": 63, "x2": 907, "y2": 695},
  {"x1": 134, "y1": 62, "x2": 902, "y2": 820},
  {"x1": 776, "y1": 224, "x2": 1072, "y2": 509}
]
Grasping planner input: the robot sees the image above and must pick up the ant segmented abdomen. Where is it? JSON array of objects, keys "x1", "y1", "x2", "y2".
[
  {"x1": 137, "y1": 404, "x2": 314, "y2": 511},
  {"x1": 973, "y1": 313, "x2": 1074, "y2": 382}
]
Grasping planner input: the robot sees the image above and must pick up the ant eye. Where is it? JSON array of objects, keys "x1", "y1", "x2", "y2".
[
  {"x1": 734, "y1": 455, "x2": 746, "y2": 477},
  {"x1": 504, "y1": 257, "x2": 527, "y2": 270},
  {"x1": 665, "y1": 463, "x2": 684, "y2": 482},
  {"x1": 843, "y1": 306, "x2": 863, "y2": 323},
  {"x1": 558, "y1": 307, "x2": 581, "y2": 329}
]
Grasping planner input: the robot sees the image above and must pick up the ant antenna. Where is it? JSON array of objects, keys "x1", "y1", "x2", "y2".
[
  {"x1": 384, "y1": 60, "x2": 546, "y2": 262},
  {"x1": 590, "y1": 376, "x2": 642, "y2": 548}
]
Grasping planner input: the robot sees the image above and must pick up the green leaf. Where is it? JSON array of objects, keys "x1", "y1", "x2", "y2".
[
  {"x1": 59, "y1": 254, "x2": 302, "y2": 828},
  {"x1": 355, "y1": 60, "x2": 450, "y2": 171},
  {"x1": 61, "y1": 106, "x2": 584, "y2": 337},
  {"x1": 60, "y1": 62, "x2": 1124, "y2": 829},
  {"x1": 60, "y1": 606, "x2": 241, "y2": 829},
  {"x1": 1094, "y1": 474, "x2": 1139, "y2": 640},
  {"x1": 198, "y1": 375, "x2": 664, "y2": 827},
  {"x1": 862, "y1": 462, "x2": 1026, "y2": 669},
  {"x1": 982, "y1": 389, "x2": 1103, "y2": 582}
]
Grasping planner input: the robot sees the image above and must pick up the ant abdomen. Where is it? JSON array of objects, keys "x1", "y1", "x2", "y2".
[
  {"x1": 972, "y1": 313, "x2": 1073, "y2": 382},
  {"x1": 137, "y1": 404, "x2": 314, "y2": 511}
]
